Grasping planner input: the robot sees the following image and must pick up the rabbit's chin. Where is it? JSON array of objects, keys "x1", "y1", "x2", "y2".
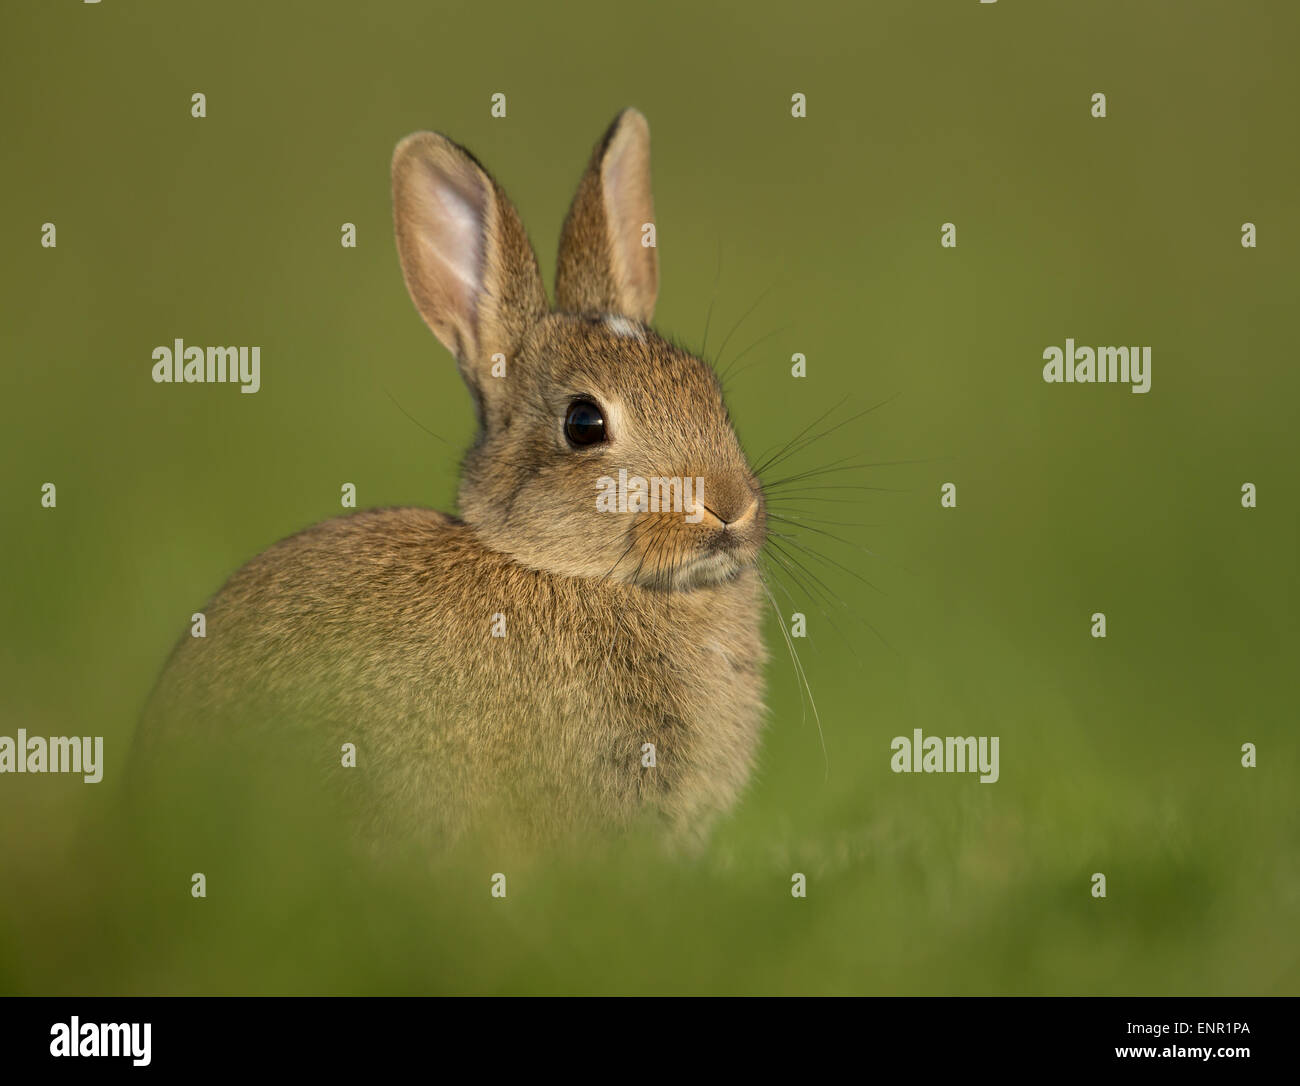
[{"x1": 650, "y1": 550, "x2": 751, "y2": 592}]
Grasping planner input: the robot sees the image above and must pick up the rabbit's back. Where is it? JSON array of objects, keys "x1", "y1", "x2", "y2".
[{"x1": 141, "y1": 507, "x2": 767, "y2": 842}]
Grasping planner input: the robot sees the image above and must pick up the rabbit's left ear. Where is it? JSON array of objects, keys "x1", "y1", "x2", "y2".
[
  {"x1": 392, "y1": 131, "x2": 548, "y2": 396},
  {"x1": 555, "y1": 108, "x2": 659, "y2": 324}
]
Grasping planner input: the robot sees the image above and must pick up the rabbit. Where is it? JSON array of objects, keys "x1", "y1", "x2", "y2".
[{"x1": 138, "y1": 109, "x2": 769, "y2": 848}]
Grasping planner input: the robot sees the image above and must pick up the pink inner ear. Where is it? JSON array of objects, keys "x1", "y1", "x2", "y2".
[
  {"x1": 602, "y1": 125, "x2": 656, "y2": 315},
  {"x1": 418, "y1": 164, "x2": 487, "y2": 324}
]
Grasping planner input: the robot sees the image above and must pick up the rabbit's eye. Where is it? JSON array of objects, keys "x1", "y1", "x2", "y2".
[{"x1": 564, "y1": 399, "x2": 607, "y2": 447}]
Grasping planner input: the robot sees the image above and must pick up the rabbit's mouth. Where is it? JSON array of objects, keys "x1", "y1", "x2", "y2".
[{"x1": 616, "y1": 529, "x2": 757, "y2": 592}]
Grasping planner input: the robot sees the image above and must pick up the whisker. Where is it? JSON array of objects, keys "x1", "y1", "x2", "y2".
[
  {"x1": 758, "y1": 570, "x2": 828, "y2": 779},
  {"x1": 761, "y1": 549, "x2": 868, "y2": 671},
  {"x1": 767, "y1": 512, "x2": 879, "y2": 529},
  {"x1": 381, "y1": 385, "x2": 451, "y2": 445},
  {"x1": 714, "y1": 276, "x2": 783, "y2": 372},
  {"x1": 720, "y1": 325, "x2": 788, "y2": 382},
  {"x1": 700, "y1": 239, "x2": 723, "y2": 358},
  {"x1": 753, "y1": 393, "x2": 901, "y2": 478},
  {"x1": 751, "y1": 397, "x2": 849, "y2": 477},
  {"x1": 767, "y1": 538, "x2": 895, "y2": 655},
  {"x1": 769, "y1": 517, "x2": 881, "y2": 561},
  {"x1": 763, "y1": 492, "x2": 879, "y2": 506},
  {"x1": 769, "y1": 531, "x2": 885, "y2": 596},
  {"x1": 763, "y1": 458, "x2": 931, "y2": 490}
]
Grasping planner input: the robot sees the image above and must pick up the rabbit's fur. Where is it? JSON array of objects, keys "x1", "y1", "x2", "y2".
[{"x1": 140, "y1": 110, "x2": 768, "y2": 846}]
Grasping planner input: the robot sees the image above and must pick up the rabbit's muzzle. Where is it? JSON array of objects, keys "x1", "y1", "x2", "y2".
[{"x1": 628, "y1": 488, "x2": 765, "y2": 591}]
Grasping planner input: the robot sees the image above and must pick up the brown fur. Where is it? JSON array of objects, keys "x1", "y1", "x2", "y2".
[{"x1": 139, "y1": 109, "x2": 768, "y2": 847}]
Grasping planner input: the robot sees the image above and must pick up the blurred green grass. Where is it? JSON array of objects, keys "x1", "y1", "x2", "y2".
[{"x1": 1, "y1": 0, "x2": 1297, "y2": 994}]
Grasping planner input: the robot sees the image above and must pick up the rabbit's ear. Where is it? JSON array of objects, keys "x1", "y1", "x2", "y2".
[
  {"x1": 555, "y1": 108, "x2": 658, "y2": 324},
  {"x1": 392, "y1": 133, "x2": 548, "y2": 390}
]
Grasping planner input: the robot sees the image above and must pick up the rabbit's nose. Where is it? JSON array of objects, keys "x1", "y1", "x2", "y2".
[
  {"x1": 700, "y1": 496, "x2": 760, "y2": 531},
  {"x1": 726, "y1": 497, "x2": 760, "y2": 532}
]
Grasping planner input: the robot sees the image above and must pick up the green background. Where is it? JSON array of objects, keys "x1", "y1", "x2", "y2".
[{"x1": 1, "y1": 0, "x2": 1296, "y2": 994}]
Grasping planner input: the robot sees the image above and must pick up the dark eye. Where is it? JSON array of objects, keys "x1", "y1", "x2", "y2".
[{"x1": 564, "y1": 398, "x2": 607, "y2": 447}]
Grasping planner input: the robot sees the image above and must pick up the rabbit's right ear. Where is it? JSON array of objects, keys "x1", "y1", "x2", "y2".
[
  {"x1": 555, "y1": 108, "x2": 658, "y2": 324},
  {"x1": 392, "y1": 133, "x2": 548, "y2": 396}
]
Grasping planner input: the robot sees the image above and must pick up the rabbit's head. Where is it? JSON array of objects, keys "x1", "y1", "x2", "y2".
[{"x1": 392, "y1": 109, "x2": 764, "y2": 591}]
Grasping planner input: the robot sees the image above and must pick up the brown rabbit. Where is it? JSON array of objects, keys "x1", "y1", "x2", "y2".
[{"x1": 140, "y1": 109, "x2": 768, "y2": 847}]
